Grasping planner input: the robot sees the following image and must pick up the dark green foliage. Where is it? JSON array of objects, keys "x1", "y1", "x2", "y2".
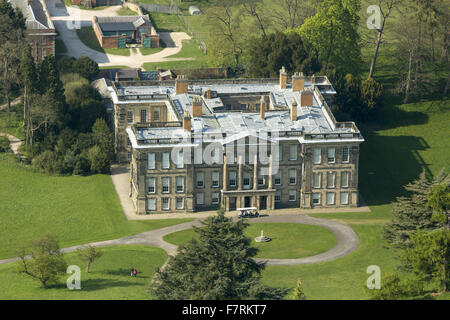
[
  {"x1": 0, "y1": 136, "x2": 9, "y2": 153},
  {"x1": 365, "y1": 273, "x2": 425, "y2": 300},
  {"x1": 16, "y1": 234, "x2": 67, "y2": 288},
  {"x1": 383, "y1": 170, "x2": 450, "y2": 250},
  {"x1": 248, "y1": 31, "x2": 317, "y2": 77},
  {"x1": 31, "y1": 150, "x2": 63, "y2": 174},
  {"x1": 73, "y1": 56, "x2": 99, "y2": 80},
  {"x1": 427, "y1": 184, "x2": 450, "y2": 228},
  {"x1": 20, "y1": 45, "x2": 37, "y2": 92},
  {"x1": 403, "y1": 229, "x2": 450, "y2": 293},
  {"x1": 66, "y1": 84, "x2": 106, "y2": 133},
  {"x1": 151, "y1": 213, "x2": 287, "y2": 300},
  {"x1": 92, "y1": 118, "x2": 113, "y2": 160},
  {"x1": 56, "y1": 56, "x2": 75, "y2": 74}
]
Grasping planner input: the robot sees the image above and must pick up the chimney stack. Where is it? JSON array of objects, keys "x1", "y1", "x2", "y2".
[
  {"x1": 175, "y1": 75, "x2": 188, "y2": 94},
  {"x1": 311, "y1": 74, "x2": 316, "y2": 84},
  {"x1": 290, "y1": 98, "x2": 298, "y2": 121},
  {"x1": 260, "y1": 96, "x2": 266, "y2": 119},
  {"x1": 203, "y1": 87, "x2": 212, "y2": 99},
  {"x1": 192, "y1": 96, "x2": 203, "y2": 117},
  {"x1": 183, "y1": 111, "x2": 191, "y2": 132},
  {"x1": 292, "y1": 72, "x2": 305, "y2": 92},
  {"x1": 300, "y1": 88, "x2": 314, "y2": 107},
  {"x1": 279, "y1": 66, "x2": 288, "y2": 89}
]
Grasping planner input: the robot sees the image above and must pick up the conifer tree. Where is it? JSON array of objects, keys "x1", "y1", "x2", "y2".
[
  {"x1": 383, "y1": 169, "x2": 450, "y2": 249},
  {"x1": 151, "y1": 212, "x2": 286, "y2": 300}
]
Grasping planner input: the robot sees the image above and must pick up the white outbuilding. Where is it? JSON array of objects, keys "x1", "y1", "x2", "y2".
[{"x1": 189, "y1": 6, "x2": 201, "y2": 15}]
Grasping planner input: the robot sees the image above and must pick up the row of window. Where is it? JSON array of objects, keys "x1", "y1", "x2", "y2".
[
  {"x1": 312, "y1": 192, "x2": 350, "y2": 206},
  {"x1": 127, "y1": 109, "x2": 160, "y2": 123},
  {"x1": 313, "y1": 171, "x2": 350, "y2": 189},
  {"x1": 147, "y1": 177, "x2": 185, "y2": 194},
  {"x1": 313, "y1": 147, "x2": 350, "y2": 165},
  {"x1": 148, "y1": 151, "x2": 184, "y2": 169},
  {"x1": 147, "y1": 197, "x2": 184, "y2": 211},
  {"x1": 274, "y1": 190, "x2": 298, "y2": 202},
  {"x1": 196, "y1": 169, "x2": 299, "y2": 189}
]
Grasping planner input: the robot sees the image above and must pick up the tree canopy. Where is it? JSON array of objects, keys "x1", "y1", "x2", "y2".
[{"x1": 150, "y1": 212, "x2": 287, "y2": 300}]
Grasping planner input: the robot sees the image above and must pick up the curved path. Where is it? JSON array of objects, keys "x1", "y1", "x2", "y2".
[
  {"x1": 46, "y1": 0, "x2": 193, "y2": 68},
  {"x1": 0, "y1": 214, "x2": 359, "y2": 266}
]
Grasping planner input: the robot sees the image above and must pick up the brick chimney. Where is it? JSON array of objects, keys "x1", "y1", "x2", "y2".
[
  {"x1": 183, "y1": 111, "x2": 191, "y2": 132},
  {"x1": 260, "y1": 96, "x2": 266, "y2": 119},
  {"x1": 192, "y1": 96, "x2": 202, "y2": 118},
  {"x1": 300, "y1": 88, "x2": 314, "y2": 107},
  {"x1": 279, "y1": 66, "x2": 287, "y2": 89},
  {"x1": 27, "y1": 0, "x2": 33, "y2": 5},
  {"x1": 175, "y1": 75, "x2": 188, "y2": 94},
  {"x1": 290, "y1": 98, "x2": 298, "y2": 121},
  {"x1": 204, "y1": 88, "x2": 212, "y2": 99},
  {"x1": 292, "y1": 72, "x2": 305, "y2": 92}
]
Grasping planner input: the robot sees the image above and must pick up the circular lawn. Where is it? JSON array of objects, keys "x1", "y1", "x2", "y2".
[{"x1": 163, "y1": 223, "x2": 338, "y2": 259}]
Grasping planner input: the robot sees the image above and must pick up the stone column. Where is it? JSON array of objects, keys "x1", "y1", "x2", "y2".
[
  {"x1": 238, "y1": 155, "x2": 243, "y2": 191},
  {"x1": 253, "y1": 154, "x2": 258, "y2": 190},
  {"x1": 223, "y1": 155, "x2": 227, "y2": 191},
  {"x1": 268, "y1": 154, "x2": 273, "y2": 189}
]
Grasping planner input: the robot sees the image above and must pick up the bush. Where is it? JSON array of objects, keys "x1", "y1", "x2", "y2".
[
  {"x1": 0, "y1": 136, "x2": 10, "y2": 153},
  {"x1": 73, "y1": 56, "x2": 99, "y2": 80},
  {"x1": 32, "y1": 150, "x2": 63, "y2": 174},
  {"x1": 87, "y1": 145, "x2": 110, "y2": 174}
]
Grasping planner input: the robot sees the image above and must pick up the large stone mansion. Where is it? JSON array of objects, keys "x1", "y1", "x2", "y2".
[{"x1": 97, "y1": 68, "x2": 364, "y2": 214}]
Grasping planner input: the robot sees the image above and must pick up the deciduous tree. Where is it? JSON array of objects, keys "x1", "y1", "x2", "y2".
[{"x1": 16, "y1": 235, "x2": 67, "y2": 288}]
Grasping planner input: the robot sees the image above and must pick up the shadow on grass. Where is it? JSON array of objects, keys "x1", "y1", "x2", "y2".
[
  {"x1": 104, "y1": 268, "x2": 150, "y2": 279},
  {"x1": 359, "y1": 133, "x2": 432, "y2": 206}
]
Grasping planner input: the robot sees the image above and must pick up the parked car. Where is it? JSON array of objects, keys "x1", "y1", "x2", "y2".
[{"x1": 237, "y1": 207, "x2": 259, "y2": 218}]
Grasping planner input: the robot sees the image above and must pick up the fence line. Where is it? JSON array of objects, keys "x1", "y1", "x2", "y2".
[{"x1": 177, "y1": 13, "x2": 207, "y2": 54}]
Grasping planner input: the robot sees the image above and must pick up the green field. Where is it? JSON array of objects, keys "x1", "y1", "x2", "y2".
[
  {"x1": 0, "y1": 153, "x2": 193, "y2": 260},
  {"x1": 0, "y1": 245, "x2": 166, "y2": 299},
  {"x1": 76, "y1": 27, "x2": 131, "y2": 56},
  {"x1": 116, "y1": 6, "x2": 138, "y2": 16},
  {"x1": 164, "y1": 223, "x2": 337, "y2": 259}
]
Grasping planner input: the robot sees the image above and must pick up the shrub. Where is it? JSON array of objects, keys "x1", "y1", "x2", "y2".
[
  {"x1": 0, "y1": 136, "x2": 10, "y2": 153},
  {"x1": 87, "y1": 145, "x2": 110, "y2": 174},
  {"x1": 73, "y1": 56, "x2": 99, "y2": 80}
]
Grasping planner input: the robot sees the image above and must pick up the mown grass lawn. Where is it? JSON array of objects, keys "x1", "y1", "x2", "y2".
[
  {"x1": 116, "y1": 6, "x2": 138, "y2": 16},
  {"x1": 0, "y1": 245, "x2": 166, "y2": 299},
  {"x1": 76, "y1": 27, "x2": 131, "y2": 56},
  {"x1": 0, "y1": 154, "x2": 193, "y2": 260},
  {"x1": 164, "y1": 223, "x2": 338, "y2": 259}
]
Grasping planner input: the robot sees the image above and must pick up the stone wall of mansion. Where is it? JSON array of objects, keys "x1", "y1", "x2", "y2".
[{"x1": 129, "y1": 141, "x2": 360, "y2": 214}]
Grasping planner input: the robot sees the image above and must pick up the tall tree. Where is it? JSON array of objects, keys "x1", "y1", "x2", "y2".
[
  {"x1": 20, "y1": 45, "x2": 37, "y2": 146},
  {"x1": 92, "y1": 118, "x2": 113, "y2": 160},
  {"x1": 248, "y1": 31, "x2": 312, "y2": 78},
  {"x1": 0, "y1": 0, "x2": 25, "y2": 116},
  {"x1": 16, "y1": 234, "x2": 67, "y2": 288},
  {"x1": 150, "y1": 212, "x2": 286, "y2": 299},
  {"x1": 403, "y1": 228, "x2": 450, "y2": 293},
  {"x1": 206, "y1": 0, "x2": 244, "y2": 68},
  {"x1": 367, "y1": 0, "x2": 401, "y2": 79},
  {"x1": 298, "y1": 0, "x2": 362, "y2": 75},
  {"x1": 383, "y1": 169, "x2": 450, "y2": 250}
]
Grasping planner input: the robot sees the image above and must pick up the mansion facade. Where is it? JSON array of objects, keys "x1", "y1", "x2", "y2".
[{"x1": 98, "y1": 69, "x2": 364, "y2": 214}]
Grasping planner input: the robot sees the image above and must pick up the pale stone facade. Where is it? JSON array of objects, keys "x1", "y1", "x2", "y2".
[{"x1": 103, "y1": 70, "x2": 364, "y2": 214}]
